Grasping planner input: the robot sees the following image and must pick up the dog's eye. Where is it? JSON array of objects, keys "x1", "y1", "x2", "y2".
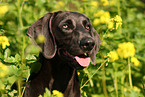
[
  {"x1": 63, "y1": 24, "x2": 69, "y2": 29},
  {"x1": 83, "y1": 20, "x2": 91, "y2": 30},
  {"x1": 85, "y1": 25, "x2": 90, "y2": 30}
]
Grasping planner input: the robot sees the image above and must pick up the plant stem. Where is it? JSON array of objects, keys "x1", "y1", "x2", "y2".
[
  {"x1": 121, "y1": 75, "x2": 125, "y2": 97},
  {"x1": 80, "y1": 59, "x2": 107, "y2": 89},
  {"x1": 17, "y1": 0, "x2": 25, "y2": 97},
  {"x1": 22, "y1": 34, "x2": 25, "y2": 63},
  {"x1": 114, "y1": 69, "x2": 118, "y2": 97},
  {"x1": 116, "y1": 0, "x2": 122, "y2": 34},
  {"x1": 128, "y1": 57, "x2": 133, "y2": 88},
  {"x1": 22, "y1": 73, "x2": 30, "y2": 96},
  {"x1": 17, "y1": 0, "x2": 25, "y2": 63},
  {"x1": 17, "y1": 0, "x2": 23, "y2": 31},
  {"x1": 18, "y1": 79, "x2": 22, "y2": 97},
  {"x1": 117, "y1": 0, "x2": 121, "y2": 16},
  {"x1": 102, "y1": 65, "x2": 108, "y2": 97},
  {"x1": 112, "y1": 63, "x2": 118, "y2": 97}
]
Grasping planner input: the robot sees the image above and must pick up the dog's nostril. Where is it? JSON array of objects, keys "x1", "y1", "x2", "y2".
[{"x1": 80, "y1": 37, "x2": 95, "y2": 51}]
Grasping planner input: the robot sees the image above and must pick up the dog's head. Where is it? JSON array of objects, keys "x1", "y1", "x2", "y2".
[{"x1": 27, "y1": 11, "x2": 101, "y2": 70}]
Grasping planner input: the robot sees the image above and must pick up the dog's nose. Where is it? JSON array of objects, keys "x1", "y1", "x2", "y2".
[{"x1": 80, "y1": 37, "x2": 95, "y2": 52}]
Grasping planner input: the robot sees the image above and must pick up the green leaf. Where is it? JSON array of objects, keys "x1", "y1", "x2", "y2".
[
  {"x1": 43, "y1": 88, "x2": 51, "y2": 97},
  {"x1": 22, "y1": 65, "x2": 30, "y2": 78},
  {"x1": 6, "y1": 85, "x2": 11, "y2": 90},
  {"x1": 30, "y1": 62, "x2": 42, "y2": 73},
  {"x1": 0, "y1": 29, "x2": 5, "y2": 35},
  {"x1": 4, "y1": 56, "x2": 16, "y2": 63},
  {"x1": 7, "y1": 76, "x2": 17, "y2": 85},
  {"x1": 38, "y1": 95, "x2": 43, "y2": 97},
  {"x1": 130, "y1": 89, "x2": 140, "y2": 97},
  {"x1": 8, "y1": 90, "x2": 17, "y2": 97},
  {"x1": 26, "y1": 54, "x2": 37, "y2": 61},
  {"x1": 83, "y1": 68, "x2": 94, "y2": 87},
  {"x1": 0, "y1": 52, "x2": 4, "y2": 59},
  {"x1": 39, "y1": 88, "x2": 51, "y2": 97},
  {"x1": 7, "y1": 65, "x2": 18, "y2": 75},
  {"x1": 1, "y1": 94, "x2": 8, "y2": 97},
  {"x1": 15, "y1": 54, "x2": 21, "y2": 62},
  {"x1": 0, "y1": 80, "x2": 5, "y2": 90},
  {"x1": 25, "y1": 45, "x2": 40, "y2": 55},
  {"x1": 4, "y1": 48, "x2": 11, "y2": 59},
  {"x1": 91, "y1": 94, "x2": 105, "y2": 97}
]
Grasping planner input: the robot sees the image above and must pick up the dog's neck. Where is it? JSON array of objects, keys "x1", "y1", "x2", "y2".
[{"x1": 39, "y1": 53, "x2": 80, "y2": 96}]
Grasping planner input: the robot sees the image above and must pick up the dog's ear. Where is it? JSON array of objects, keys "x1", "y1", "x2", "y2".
[
  {"x1": 90, "y1": 28, "x2": 101, "y2": 65},
  {"x1": 27, "y1": 13, "x2": 57, "y2": 59}
]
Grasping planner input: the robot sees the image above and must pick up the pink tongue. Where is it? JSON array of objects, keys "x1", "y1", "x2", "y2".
[{"x1": 75, "y1": 56, "x2": 90, "y2": 67}]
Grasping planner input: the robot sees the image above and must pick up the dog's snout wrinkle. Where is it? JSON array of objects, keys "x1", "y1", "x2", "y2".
[{"x1": 80, "y1": 37, "x2": 95, "y2": 52}]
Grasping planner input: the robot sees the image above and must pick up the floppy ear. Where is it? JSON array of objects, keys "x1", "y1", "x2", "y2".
[
  {"x1": 27, "y1": 13, "x2": 57, "y2": 59},
  {"x1": 90, "y1": 28, "x2": 101, "y2": 65}
]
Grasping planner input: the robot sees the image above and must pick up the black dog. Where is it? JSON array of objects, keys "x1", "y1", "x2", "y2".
[{"x1": 24, "y1": 11, "x2": 101, "y2": 97}]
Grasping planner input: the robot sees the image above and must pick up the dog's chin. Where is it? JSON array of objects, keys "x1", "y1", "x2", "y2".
[{"x1": 58, "y1": 48, "x2": 91, "y2": 70}]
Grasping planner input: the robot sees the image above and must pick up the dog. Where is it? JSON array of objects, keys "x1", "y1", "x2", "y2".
[{"x1": 24, "y1": 11, "x2": 101, "y2": 97}]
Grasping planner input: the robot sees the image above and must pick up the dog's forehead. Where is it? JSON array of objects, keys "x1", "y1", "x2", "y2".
[{"x1": 55, "y1": 12, "x2": 89, "y2": 22}]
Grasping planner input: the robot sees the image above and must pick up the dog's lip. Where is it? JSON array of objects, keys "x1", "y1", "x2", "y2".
[
  {"x1": 58, "y1": 49, "x2": 91, "y2": 67},
  {"x1": 60, "y1": 49, "x2": 90, "y2": 59}
]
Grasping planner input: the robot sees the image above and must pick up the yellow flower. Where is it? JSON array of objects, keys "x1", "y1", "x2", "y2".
[
  {"x1": 117, "y1": 42, "x2": 135, "y2": 59},
  {"x1": 100, "y1": 16, "x2": 106, "y2": 23},
  {"x1": 114, "y1": 15, "x2": 122, "y2": 29},
  {"x1": 77, "y1": 72, "x2": 80, "y2": 75},
  {"x1": 114, "y1": 15, "x2": 122, "y2": 23},
  {"x1": 0, "y1": 81, "x2": 5, "y2": 90},
  {"x1": 116, "y1": 23, "x2": 122, "y2": 29},
  {"x1": 0, "y1": 36, "x2": 10, "y2": 49},
  {"x1": 107, "y1": 51, "x2": 119, "y2": 62},
  {"x1": 104, "y1": 12, "x2": 110, "y2": 19},
  {"x1": 133, "y1": 86, "x2": 141, "y2": 92},
  {"x1": 131, "y1": 57, "x2": 140, "y2": 67},
  {"x1": 124, "y1": 88, "x2": 127, "y2": 92},
  {"x1": 100, "y1": 12, "x2": 110, "y2": 23},
  {"x1": 0, "y1": 62, "x2": 9, "y2": 78},
  {"x1": 109, "y1": 1, "x2": 116, "y2": 6},
  {"x1": 90, "y1": 1, "x2": 98, "y2": 8},
  {"x1": 108, "y1": 21, "x2": 114, "y2": 29},
  {"x1": 55, "y1": 1, "x2": 65, "y2": 9},
  {"x1": 93, "y1": 18, "x2": 100, "y2": 26},
  {"x1": 104, "y1": 55, "x2": 107, "y2": 58},
  {"x1": 0, "y1": 4, "x2": 9, "y2": 16},
  {"x1": 52, "y1": 90, "x2": 63, "y2": 97},
  {"x1": 101, "y1": 0, "x2": 109, "y2": 6},
  {"x1": 0, "y1": 21, "x2": 4, "y2": 25},
  {"x1": 94, "y1": 10, "x2": 104, "y2": 17},
  {"x1": 80, "y1": 8, "x2": 84, "y2": 12}
]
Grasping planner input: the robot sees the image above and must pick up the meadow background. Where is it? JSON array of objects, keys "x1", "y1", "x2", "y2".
[{"x1": 0, "y1": 0, "x2": 145, "y2": 97}]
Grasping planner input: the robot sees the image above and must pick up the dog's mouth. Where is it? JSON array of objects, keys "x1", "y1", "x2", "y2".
[
  {"x1": 58, "y1": 49, "x2": 91, "y2": 68},
  {"x1": 74, "y1": 54, "x2": 90, "y2": 67}
]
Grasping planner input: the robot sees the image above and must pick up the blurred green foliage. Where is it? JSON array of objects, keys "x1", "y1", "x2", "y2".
[{"x1": 0, "y1": 0, "x2": 145, "y2": 97}]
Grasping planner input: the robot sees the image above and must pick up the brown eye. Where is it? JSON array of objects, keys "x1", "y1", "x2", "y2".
[
  {"x1": 86, "y1": 25, "x2": 90, "y2": 30},
  {"x1": 83, "y1": 20, "x2": 91, "y2": 30},
  {"x1": 63, "y1": 24, "x2": 68, "y2": 29}
]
